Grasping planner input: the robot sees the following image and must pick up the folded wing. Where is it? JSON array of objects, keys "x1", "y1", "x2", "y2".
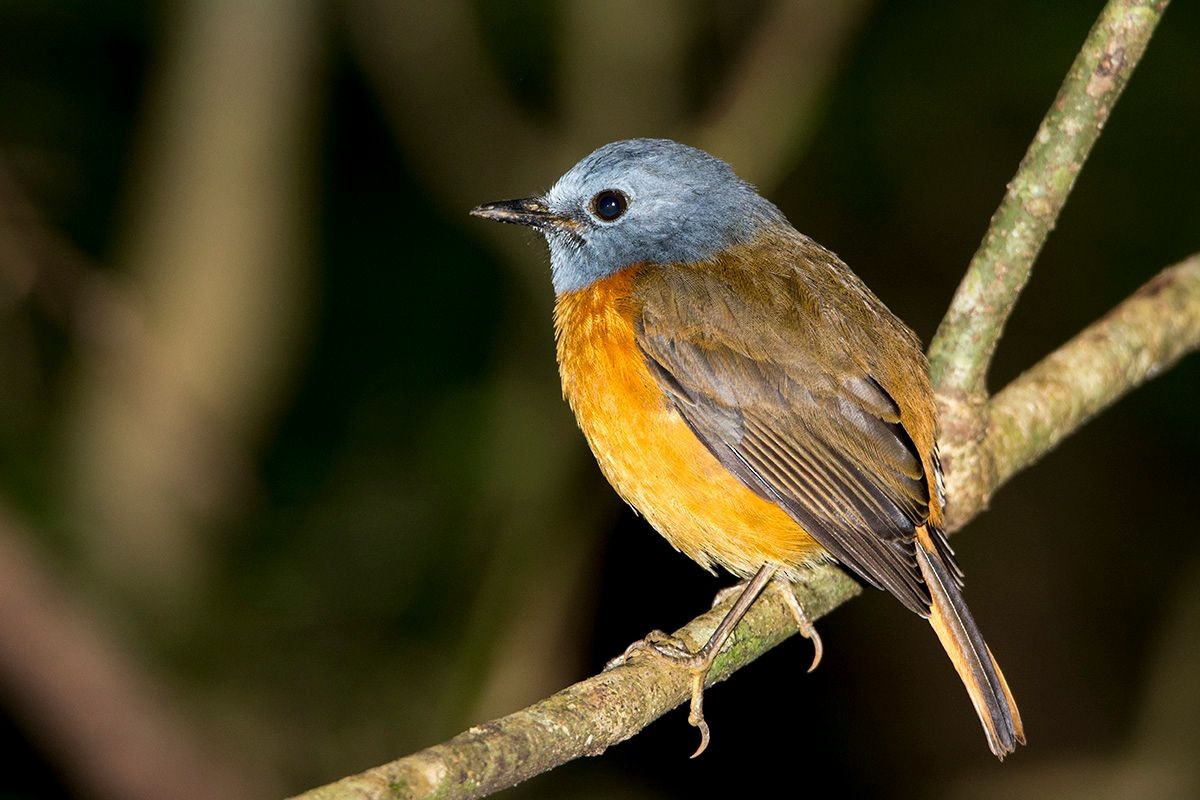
[{"x1": 634, "y1": 259, "x2": 957, "y2": 615}]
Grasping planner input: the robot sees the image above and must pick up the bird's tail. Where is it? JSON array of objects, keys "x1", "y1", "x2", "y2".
[{"x1": 915, "y1": 526, "x2": 1025, "y2": 759}]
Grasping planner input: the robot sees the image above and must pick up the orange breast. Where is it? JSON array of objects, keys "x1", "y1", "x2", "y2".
[{"x1": 553, "y1": 267, "x2": 824, "y2": 578}]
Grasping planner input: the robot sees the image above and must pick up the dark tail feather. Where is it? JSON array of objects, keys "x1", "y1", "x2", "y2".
[{"x1": 915, "y1": 526, "x2": 1025, "y2": 759}]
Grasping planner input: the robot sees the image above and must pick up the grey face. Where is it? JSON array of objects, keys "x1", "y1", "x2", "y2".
[{"x1": 472, "y1": 139, "x2": 787, "y2": 294}]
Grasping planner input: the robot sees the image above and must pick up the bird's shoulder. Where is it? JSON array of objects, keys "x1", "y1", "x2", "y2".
[
  {"x1": 631, "y1": 229, "x2": 945, "y2": 535},
  {"x1": 632, "y1": 230, "x2": 931, "y2": 408}
]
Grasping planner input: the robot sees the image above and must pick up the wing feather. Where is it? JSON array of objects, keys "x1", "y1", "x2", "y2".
[{"x1": 634, "y1": 247, "x2": 954, "y2": 615}]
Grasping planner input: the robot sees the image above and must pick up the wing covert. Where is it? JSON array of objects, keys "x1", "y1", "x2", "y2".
[{"x1": 634, "y1": 259, "x2": 945, "y2": 615}]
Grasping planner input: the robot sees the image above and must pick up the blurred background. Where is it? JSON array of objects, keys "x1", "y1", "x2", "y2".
[{"x1": 1, "y1": 1, "x2": 1199, "y2": 798}]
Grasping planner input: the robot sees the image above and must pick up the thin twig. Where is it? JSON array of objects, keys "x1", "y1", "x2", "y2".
[
  {"x1": 928, "y1": 0, "x2": 1168, "y2": 399},
  {"x1": 926, "y1": 0, "x2": 1167, "y2": 520}
]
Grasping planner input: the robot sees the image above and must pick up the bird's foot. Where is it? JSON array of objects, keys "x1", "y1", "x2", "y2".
[
  {"x1": 605, "y1": 629, "x2": 717, "y2": 757},
  {"x1": 605, "y1": 629, "x2": 692, "y2": 669},
  {"x1": 605, "y1": 565, "x2": 780, "y2": 758},
  {"x1": 771, "y1": 578, "x2": 824, "y2": 671}
]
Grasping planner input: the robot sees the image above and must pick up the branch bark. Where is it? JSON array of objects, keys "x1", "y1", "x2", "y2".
[
  {"x1": 290, "y1": 254, "x2": 1200, "y2": 800},
  {"x1": 928, "y1": 0, "x2": 1168, "y2": 400},
  {"x1": 986, "y1": 255, "x2": 1200, "y2": 492},
  {"x1": 926, "y1": 0, "x2": 1166, "y2": 526},
  {"x1": 292, "y1": 1, "x2": 1184, "y2": 797}
]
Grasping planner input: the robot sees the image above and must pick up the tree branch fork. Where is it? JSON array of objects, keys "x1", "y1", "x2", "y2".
[
  {"x1": 296, "y1": 253, "x2": 1199, "y2": 800},
  {"x1": 294, "y1": 0, "x2": 1183, "y2": 796}
]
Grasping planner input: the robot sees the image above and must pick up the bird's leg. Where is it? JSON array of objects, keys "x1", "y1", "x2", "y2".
[
  {"x1": 608, "y1": 564, "x2": 777, "y2": 757},
  {"x1": 771, "y1": 577, "x2": 824, "y2": 671}
]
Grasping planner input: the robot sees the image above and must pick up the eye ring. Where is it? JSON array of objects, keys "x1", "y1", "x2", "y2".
[{"x1": 590, "y1": 189, "x2": 628, "y2": 222}]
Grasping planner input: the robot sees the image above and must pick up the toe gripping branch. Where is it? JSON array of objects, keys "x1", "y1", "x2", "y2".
[{"x1": 609, "y1": 565, "x2": 823, "y2": 757}]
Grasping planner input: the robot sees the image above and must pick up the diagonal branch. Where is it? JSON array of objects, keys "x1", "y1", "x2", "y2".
[
  {"x1": 926, "y1": 0, "x2": 1167, "y2": 521},
  {"x1": 291, "y1": 254, "x2": 1200, "y2": 800},
  {"x1": 928, "y1": 0, "x2": 1168, "y2": 400},
  {"x1": 986, "y1": 254, "x2": 1200, "y2": 494},
  {"x1": 292, "y1": 2, "x2": 1185, "y2": 797},
  {"x1": 296, "y1": 564, "x2": 860, "y2": 800}
]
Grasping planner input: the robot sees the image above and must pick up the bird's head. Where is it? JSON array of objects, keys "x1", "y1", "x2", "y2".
[{"x1": 471, "y1": 138, "x2": 786, "y2": 294}]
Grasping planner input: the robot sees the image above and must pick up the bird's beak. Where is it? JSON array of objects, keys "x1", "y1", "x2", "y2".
[{"x1": 469, "y1": 197, "x2": 567, "y2": 229}]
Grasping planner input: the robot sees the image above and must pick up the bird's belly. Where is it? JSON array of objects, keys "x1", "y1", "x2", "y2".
[{"x1": 554, "y1": 270, "x2": 823, "y2": 577}]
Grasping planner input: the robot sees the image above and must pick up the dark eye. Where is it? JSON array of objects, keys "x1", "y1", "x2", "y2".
[{"x1": 591, "y1": 189, "x2": 628, "y2": 221}]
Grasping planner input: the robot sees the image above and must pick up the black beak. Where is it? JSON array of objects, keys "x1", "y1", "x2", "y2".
[{"x1": 469, "y1": 197, "x2": 564, "y2": 229}]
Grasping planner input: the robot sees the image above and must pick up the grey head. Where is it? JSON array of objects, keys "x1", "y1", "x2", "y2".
[{"x1": 471, "y1": 138, "x2": 788, "y2": 294}]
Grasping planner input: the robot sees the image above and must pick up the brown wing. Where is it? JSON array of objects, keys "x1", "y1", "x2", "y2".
[{"x1": 633, "y1": 246, "x2": 955, "y2": 615}]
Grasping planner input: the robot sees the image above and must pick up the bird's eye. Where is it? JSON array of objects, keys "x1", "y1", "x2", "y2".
[{"x1": 591, "y1": 189, "x2": 628, "y2": 222}]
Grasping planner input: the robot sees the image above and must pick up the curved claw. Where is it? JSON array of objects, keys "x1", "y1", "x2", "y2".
[
  {"x1": 617, "y1": 629, "x2": 717, "y2": 757},
  {"x1": 609, "y1": 568, "x2": 783, "y2": 760},
  {"x1": 689, "y1": 717, "x2": 711, "y2": 759},
  {"x1": 686, "y1": 669, "x2": 710, "y2": 758},
  {"x1": 774, "y1": 578, "x2": 825, "y2": 672},
  {"x1": 806, "y1": 625, "x2": 825, "y2": 672}
]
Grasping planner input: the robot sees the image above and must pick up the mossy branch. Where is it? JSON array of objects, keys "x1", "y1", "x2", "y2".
[
  {"x1": 291, "y1": 1, "x2": 1184, "y2": 797},
  {"x1": 297, "y1": 563, "x2": 860, "y2": 800},
  {"x1": 291, "y1": 254, "x2": 1200, "y2": 800},
  {"x1": 928, "y1": 0, "x2": 1168, "y2": 400}
]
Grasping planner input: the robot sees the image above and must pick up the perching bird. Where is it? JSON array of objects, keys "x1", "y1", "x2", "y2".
[{"x1": 471, "y1": 138, "x2": 1024, "y2": 759}]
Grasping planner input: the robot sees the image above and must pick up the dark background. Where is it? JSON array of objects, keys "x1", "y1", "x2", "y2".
[{"x1": 1, "y1": 2, "x2": 1198, "y2": 798}]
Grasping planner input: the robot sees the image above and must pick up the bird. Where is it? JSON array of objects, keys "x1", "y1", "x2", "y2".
[{"x1": 470, "y1": 138, "x2": 1024, "y2": 759}]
